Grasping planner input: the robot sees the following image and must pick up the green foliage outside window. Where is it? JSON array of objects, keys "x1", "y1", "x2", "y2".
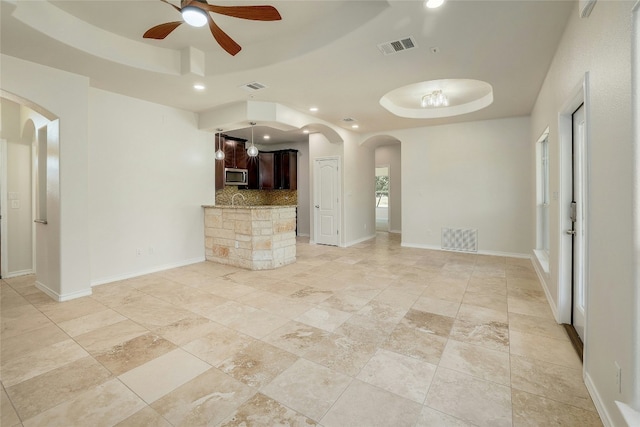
[{"x1": 375, "y1": 175, "x2": 389, "y2": 207}]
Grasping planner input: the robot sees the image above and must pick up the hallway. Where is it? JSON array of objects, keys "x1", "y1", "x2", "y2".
[{"x1": 1, "y1": 233, "x2": 601, "y2": 426}]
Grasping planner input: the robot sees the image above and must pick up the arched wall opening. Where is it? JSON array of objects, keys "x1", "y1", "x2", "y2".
[
  {"x1": 0, "y1": 96, "x2": 51, "y2": 279},
  {"x1": 361, "y1": 134, "x2": 402, "y2": 235},
  {"x1": 0, "y1": 89, "x2": 66, "y2": 298}
]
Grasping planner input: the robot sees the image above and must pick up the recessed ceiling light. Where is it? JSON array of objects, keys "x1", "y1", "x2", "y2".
[
  {"x1": 193, "y1": 84, "x2": 205, "y2": 91},
  {"x1": 263, "y1": 135, "x2": 270, "y2": 140},
  {"x1": 351, "y1": 124, "x2": 359, "y2": 129},
  {"x1": 309, "y1": 107, "x2": 318, "y2": 112},
  {"x1": 425, "y1": 0, "x2": 445, "y2": 8},
  {"x1": 303, "y1": 129, "x2": 310, "y2": 134}
]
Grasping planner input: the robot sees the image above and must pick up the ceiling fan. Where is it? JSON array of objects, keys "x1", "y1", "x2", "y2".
[{"x1": 143, "y1": 0, "x2": 282, "y2": 56}]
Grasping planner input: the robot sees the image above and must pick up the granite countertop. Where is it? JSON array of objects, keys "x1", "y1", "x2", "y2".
[{"x1": 202, "y1": 205, "x2": 297, "y2": 209}]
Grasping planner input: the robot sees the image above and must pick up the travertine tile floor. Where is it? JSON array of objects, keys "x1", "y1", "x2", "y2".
[{"x1": 1, "y1": 233, "x2": 603, "y2": 426}]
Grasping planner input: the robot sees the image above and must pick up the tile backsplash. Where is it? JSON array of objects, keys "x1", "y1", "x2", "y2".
[{"x1": 215, "y1": 186, "x2": 297, "y2": 206}]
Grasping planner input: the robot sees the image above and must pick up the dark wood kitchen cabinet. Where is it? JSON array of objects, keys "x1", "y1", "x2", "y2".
[
  {"x1": 215, "y1": 134, "x2": 247, "y2": 190},
  {"x1": 259, "y1": 152, "x2": 275, "y2": 190},
  {"x1": 247, "y1": 149, "x2": 297, "y2": 190},
  {"x1": 275, "y1": 149, "x2": 297, "y2": 190},
  {"x1": 223, "y1": 136, "x2": 247, "y2": 169},
  {"x1": 247, "y1": 152, "x2": 275, "y2": 190}
]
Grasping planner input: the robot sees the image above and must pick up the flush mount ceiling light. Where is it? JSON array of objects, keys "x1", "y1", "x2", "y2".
[
  {"x1": 380, "y1": 78, "x2": 493, "y2": 119},
  {"x1": 214, "y1": 128, "x2": 225, "y2": 161},
  {"x1": 247, "y1": 122, "x2": 259, "y2": 157},
  {"x1": 421, "y1": 90, "x2": 449, "y2": 108},
  {"x1": 309, "y1": 107, "x2": 319, "y2": 112},
  {"x1": 193, "y1": 83, "x2": 205, "y2": 91}
]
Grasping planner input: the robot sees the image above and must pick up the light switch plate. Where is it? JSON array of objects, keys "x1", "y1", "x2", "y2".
[{"x1": 11, "y1": 200, "x2": 20, "y2": 209}]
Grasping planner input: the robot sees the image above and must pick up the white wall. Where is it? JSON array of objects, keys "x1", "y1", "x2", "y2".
[
  {"x1": 530, "y1": 2, "x2": 637, "y2": 424},
  {"x1": 343, "y1": 134, "x2": 376, "y2": 245},
  {"x1": 1, "y1": 99, "x2": 33, "y2": 275},
  {"x1": 88, "y1": 88, "x2": 214, "y2": 284},
  {"x1": 1, "y1": 54, "x2": 90, "y2": 300},
  {"x1": 7, "y1": 136, "x2": 32, "y2": 274},
  {"x1": 375, "y1": 144, "x2": 402, "y2": 233},
  {"x1": 396, "y1": 116, "x2": 532, "y2": 256}
]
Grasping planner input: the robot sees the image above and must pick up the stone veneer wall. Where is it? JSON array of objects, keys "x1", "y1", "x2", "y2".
[
  {"x1": 215, "y1": 187, "x2": 297, "y2": 206},
  {"x1": 204, "y1": 206, "x2": 297, "y2": 270}
]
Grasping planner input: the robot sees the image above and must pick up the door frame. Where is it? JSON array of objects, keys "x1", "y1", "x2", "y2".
[
  {"x1": 558, "y1": 72, "x2": 591, "y2": 356},
  {"x1": 0, "y1": 139, "x2": 7, "y2": 278},
  {"x1": 312, "y1": 156, "x2": 341, "y2": 246}
]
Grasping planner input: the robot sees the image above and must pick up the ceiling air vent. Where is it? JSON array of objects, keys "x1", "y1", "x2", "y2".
[
  {"x1": 342, "y1": 117, "x2": 356, "y2": 122},
  {"x1": 240, "y1": 81, "x2": 268, "y2": 92},
  {"x1": 377, "y1": 36, "x2": 417, "y2": 56}
]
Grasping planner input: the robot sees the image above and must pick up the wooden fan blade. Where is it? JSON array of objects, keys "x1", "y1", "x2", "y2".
[
  {"x1": 206, "y1": 15, "x2": 241, "y2": 56},
  {"x1": 143, "y1": 21, "x2": 183, "y2": 39},
  {"x1": 159, "y1": 0, "x2": 182, "y2": 13},
  {"x1": 199, "y1": 5, "x2": 282, "y2": 21}
]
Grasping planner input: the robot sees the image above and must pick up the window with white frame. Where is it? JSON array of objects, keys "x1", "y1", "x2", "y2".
[{"x1": 536, "y1": 129, "x2": 550, "y2": 263}]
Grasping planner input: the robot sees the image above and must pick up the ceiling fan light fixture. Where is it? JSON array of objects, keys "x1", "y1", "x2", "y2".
[
  {"x1": 182, "y1": 6, "x2": 208, "y2": 27},
  {"x1": 425, "y1": 0, "x2": 445, "y2": 9}
]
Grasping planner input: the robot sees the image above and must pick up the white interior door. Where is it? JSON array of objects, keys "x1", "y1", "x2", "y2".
[
  {"x1": 571, "y1": 103, "x2": 587, "y2": 342},
  {"x1": 314, "y1": 158, "x2": 339, "y2": 246}
]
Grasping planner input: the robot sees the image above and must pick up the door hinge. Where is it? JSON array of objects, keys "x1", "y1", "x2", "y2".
[{"x1": 337, "y1": 229, "x2": 339, "y2": 235}]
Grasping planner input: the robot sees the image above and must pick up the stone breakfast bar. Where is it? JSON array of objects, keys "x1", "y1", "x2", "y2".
[{"x1": 202, "y1": 205, "x2": 297, "y2": 270}]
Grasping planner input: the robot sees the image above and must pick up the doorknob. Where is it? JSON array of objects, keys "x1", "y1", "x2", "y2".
[
  {"x1": 566, "y1": 229, "x2": 576, "y2": 235},
  {"x1": 315, "y1": 205, "x2": 320, "y2": 208}
]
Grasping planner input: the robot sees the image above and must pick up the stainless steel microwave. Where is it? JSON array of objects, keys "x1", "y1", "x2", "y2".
[{"x1": 224, "y1": 168, "x2": 248, "y2": 186}]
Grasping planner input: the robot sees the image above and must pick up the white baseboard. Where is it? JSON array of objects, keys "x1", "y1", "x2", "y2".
[
  {"x1": 389, "y1": 229, "x2": 402, "y2": 234},
  {"x1": 345, "y1": 233, "x2": 377, "y2": 247},
  {"x1": 615, "y1": 401, "x2": 640, "y2": 427},
  {"x1": 531, "y1": 251, "x2": 560, "y2": 322},
  {"x1": 91, "y1": 256, "x2": 206, "y2": 287},
  {"x1": 35, "y1": 281, "x2": 92, "y2": 302},
  {"x1": 4, "y1": 269, "x2": 34, "y2": 279},
  {"x1": 400, "y1": 242, "x2": 530, "y2": 259},
  {"x1": 584, "y1": 371, "x2": 615, "y2": 427}
]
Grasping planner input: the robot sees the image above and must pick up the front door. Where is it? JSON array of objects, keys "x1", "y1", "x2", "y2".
[
  {"x1": 569, "y1": 103, "x2": 587, "y2": 343},
  {"x1": 314, "y1": 158, "x2": 339, "y2": 246}
]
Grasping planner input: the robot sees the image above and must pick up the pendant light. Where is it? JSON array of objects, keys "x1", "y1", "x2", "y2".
[
  {"x1": 214, "y1": 128, "x2": 225, "y2": 161},
  {"x1": 247, "y1": 122, "x2": 259, "y2": 157}
]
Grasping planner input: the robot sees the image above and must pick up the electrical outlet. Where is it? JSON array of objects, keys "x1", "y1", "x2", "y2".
[
  {"x1": 148, "y1": 247, "x2": 154, "y2": 255},
  {"x1": 136, "y1": 248, "x2": 142, "y2": 256},
  {"x1": 615, "y1": 362, "x2": 622, "y2": 393},
  {"x1": 235, "y1": 241, "x2": 239, "y2": 249}
]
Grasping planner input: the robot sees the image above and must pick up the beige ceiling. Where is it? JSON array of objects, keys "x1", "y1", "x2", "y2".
[{"x1": 0, "y1": 0, "x2": 575, "y2": 137}]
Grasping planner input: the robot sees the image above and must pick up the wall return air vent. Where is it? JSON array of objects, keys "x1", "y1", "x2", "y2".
[
  {"x1": 441, "y1": 228, "x2": 478, "y2": 253},
  {"x1": 377, "y1": 36, "x2": 417, "y2": 55}
]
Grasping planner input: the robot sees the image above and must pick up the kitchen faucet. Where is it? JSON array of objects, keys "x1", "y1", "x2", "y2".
[{"x1": 231, "y1": 192, "x2": 246, "y2": 206}]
